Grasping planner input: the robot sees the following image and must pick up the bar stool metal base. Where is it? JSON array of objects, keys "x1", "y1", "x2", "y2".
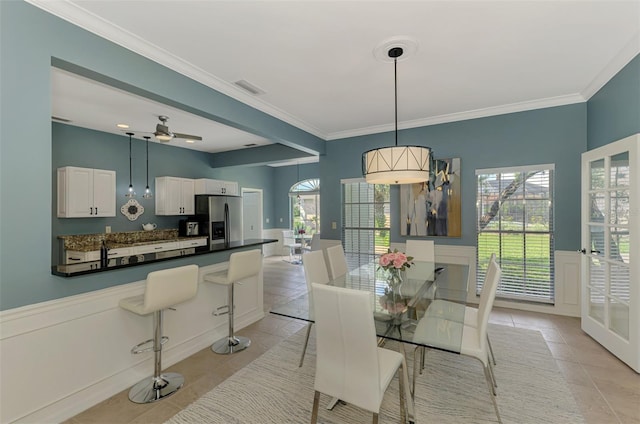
[
  {"x1": 211, "y1": 335, "x2": 251, "y2": 354},
  {"x1": 128, "y1": 372, "x2": 184, "y2": 404}
]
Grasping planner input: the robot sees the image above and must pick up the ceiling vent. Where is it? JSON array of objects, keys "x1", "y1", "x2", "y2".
[{"x1": 234, "y1": 80, "x2": 266, "y2": 96}]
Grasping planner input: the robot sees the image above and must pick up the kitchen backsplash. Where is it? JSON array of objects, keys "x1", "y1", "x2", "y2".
[{"x1": 59, "y1": 229, "x2": 180, "y2": 251}]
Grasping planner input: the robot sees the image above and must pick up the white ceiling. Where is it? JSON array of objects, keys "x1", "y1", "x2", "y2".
[{"x1": 39, "y1": 1, "x2": 639, "y2": 157}]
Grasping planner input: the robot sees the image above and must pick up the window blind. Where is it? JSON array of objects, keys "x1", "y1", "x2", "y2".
[{"x1": 476, "y1": 166, "x2": 555, "y2": 303}]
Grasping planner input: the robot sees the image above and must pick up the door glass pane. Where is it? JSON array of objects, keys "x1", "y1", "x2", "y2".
[
  {"x1": 590, "y1": 159, "x2": 605, "y2": 190},
  {"x1": 589, "y1": 256, "x2": 605, "y2": 291},
  {"x1": 609, "y1": 152, "x2": 629, "y2": 188},
  {"x1": 609, "y1": 190, "x2": 629, "y2": 225},
  {"x1": 610, "y1": 227, "x2": 630, "y2": 264},
  {"x1": 609, "y1": 298, "x2": 629, "y2": 340},
  {"x1": 589, "y1": 193, "x2": 606, "y2": 224},
  {"x1": 610, "y1": 263, "x2": 630, "y2": 302},
  {"x1": 589, "y1": 288, "x2": 605, "y2": 324},
  {"x1": 589, "y1": 225, "x2": 605, "y2": 257}
]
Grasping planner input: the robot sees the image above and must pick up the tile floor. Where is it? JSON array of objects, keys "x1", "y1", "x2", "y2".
[{"x1": 67, "y1": 256, "x2": 639, "y2": 424}]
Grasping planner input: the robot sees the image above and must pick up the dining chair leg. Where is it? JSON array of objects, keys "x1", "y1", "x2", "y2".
[
  {"x1": 488, "y1": 354, "x2": 498, "y2": 392},
  {"x1": 483, "y1": 364, "x2": 502, "y2": 423},
  {"x1": 299, "y1": 323, "x2": 313, "y2": 367},
  {"x1": 310, "y1": 390, "x2": 321, "y2": 424},
  {"x1": 487, "y1": 333, "x2": 497, "y2": 365},
  {"x1": 372, "y1": 412, "x2": 379, "y2": 424},
  {"x1": 420, "y1": 345, "x2": 426, "y2": 373}
]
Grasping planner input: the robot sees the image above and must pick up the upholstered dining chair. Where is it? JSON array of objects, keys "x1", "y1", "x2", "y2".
[
  {"x1": 325, "y1": 244, "x2": 348, "y2": 280},
  {"x1": 412, "y1": 256, "x2": 503, "y2": 423},
  {"x1": 282, "y1": 230, "x2": 302, "y2": 263},
  {"x1": 310, "y1": 283, "x2": 409, "y2": 424},
  {"x1": 424, "y1": 253, "x2": 499, "y2": 366},
  {"x1": 298, "y1": 250, "x2": 330, "y2": 367}
]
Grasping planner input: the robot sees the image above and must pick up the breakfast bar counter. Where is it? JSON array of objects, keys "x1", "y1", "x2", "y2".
[{"x1": 52, "y1": 238, "x2": 277, "y2": 277}]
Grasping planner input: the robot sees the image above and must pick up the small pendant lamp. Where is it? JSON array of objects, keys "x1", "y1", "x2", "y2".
[
  {"x1": 125, "y1": 132, "x2": 136, "y2": 197},
  {"x1": 142, "y1": 136, "x2": 153, "y2": 199}
]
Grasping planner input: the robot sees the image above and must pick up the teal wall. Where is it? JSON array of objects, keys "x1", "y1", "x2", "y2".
[
  {"x1": 52, "y1": 123, "x2": 277, "y2": 262},
  {"x1": 587, "y1": 55, "x2": 640, "y2": 149},
  {"x1": 0, "y1": 1, "x2": 320, "y2": 310},
  {"x1": 319, "y1": 104, "x2": 588, "y2": 250}
]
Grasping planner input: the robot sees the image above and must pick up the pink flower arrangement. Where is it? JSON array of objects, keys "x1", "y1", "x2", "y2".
[{"x1": 378, "y1": 249, "x2": 414, "y2": 272}]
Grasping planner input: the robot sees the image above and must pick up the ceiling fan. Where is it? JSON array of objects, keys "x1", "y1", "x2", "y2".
[{"x1": 153, "y1": 115, "x2": 202, "y2": 142}]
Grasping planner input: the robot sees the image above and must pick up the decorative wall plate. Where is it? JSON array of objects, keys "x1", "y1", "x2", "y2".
[{"x1": 121, "y1": 199, "x2": 144, "y2": 221}]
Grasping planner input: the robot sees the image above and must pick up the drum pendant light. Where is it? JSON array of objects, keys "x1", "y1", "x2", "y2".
[
  {"x1": 125, "y1": 132, "x2": 136, "y2": 198},
  {"x1": 143, "y1": 136, "x2": 153, "y2": 199},
  {"x1": 362, "y1": 47, "x2": 431, "y2": 184}
]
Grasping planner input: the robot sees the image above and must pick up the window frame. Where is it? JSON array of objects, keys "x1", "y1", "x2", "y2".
[{"x1": 476, "y1": 164, "x2": 556, "y2": 304}]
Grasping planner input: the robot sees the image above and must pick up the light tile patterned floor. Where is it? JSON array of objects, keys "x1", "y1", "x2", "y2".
[{"x1": 67, "y1": 256, "x2": 639, "y2": 424}]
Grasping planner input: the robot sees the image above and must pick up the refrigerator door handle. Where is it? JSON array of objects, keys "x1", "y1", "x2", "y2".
[{"x1": 224, "y1": 202, "x2": 230, "y2": 245}]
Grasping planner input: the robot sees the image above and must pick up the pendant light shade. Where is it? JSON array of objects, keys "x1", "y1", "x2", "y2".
[
  {"x1": 143, "y1": 136, "x2": 152, "y2": 198},
  {"x1": 362, "y1": 46, "x2": 431, "y2": 184},
  {"x1": 125, "y1": 132, "x2": 136, "y2": 198}
]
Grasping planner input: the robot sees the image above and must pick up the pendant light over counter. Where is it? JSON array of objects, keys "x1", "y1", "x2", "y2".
[
  {"x1": 125, "y1": 132, "x2": 136, "y2": 197},
  {"x1": 143, "y1": 136, "x2": 152, "y2": 199},
  {"x1": 362, "y1": 41, "x2": 432, "y2": 185}
]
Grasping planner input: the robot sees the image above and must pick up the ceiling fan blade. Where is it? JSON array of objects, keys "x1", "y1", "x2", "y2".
[{"x1": 173, "y1": 132, "x2": 203, "y2": 141}]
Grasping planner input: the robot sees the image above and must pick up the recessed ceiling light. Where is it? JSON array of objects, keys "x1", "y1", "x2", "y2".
[
  {"x1": 184, "y1": 139, "x2": 196, "y2": 144},
  {"x1": 117, "y1": 123, "x2": 130, "y2": 129}
]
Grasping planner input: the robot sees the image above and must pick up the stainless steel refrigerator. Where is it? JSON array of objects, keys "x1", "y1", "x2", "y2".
[{"x1": 195, "y1": 195, "x2": 243, "y2": 247}]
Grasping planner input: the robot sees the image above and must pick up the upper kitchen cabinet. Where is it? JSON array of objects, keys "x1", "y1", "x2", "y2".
[
  {"x1": 194, "y1": 178, "x2": 239, "y2": 196},
  {"x1": 57, "y1": 166, "x2": 116, "y2": 218},
  {"x1": 155, "y1": 176, "x2": 195, "y2": 215}
]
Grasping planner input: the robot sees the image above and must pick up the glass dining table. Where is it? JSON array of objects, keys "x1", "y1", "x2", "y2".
[{"x1": 270, "y1": 259, "x2": 470, "y2": 423}]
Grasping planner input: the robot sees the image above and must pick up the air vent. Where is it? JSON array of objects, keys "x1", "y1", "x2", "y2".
[
  {"x1": 234, "y1": 80, "x2": 266, "y2": 96},
  {"x1": 52, "y1": 116, "x2": 71, "y2": 123}
]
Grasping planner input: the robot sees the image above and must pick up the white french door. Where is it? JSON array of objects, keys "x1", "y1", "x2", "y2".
[{"x1": 581, "y1": 133, "x2": 639, "y2": 373}]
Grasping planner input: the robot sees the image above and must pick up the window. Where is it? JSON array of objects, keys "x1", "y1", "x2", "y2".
[
  {"x1": 290, "y1": 178, "x2": 319, "y2": 234},
  {"x1": 476, "y1": 165, "x2": 555, "y2": 303},
  {"x1": 342, "y1": 179, "x2": 390, "y2": 267}
]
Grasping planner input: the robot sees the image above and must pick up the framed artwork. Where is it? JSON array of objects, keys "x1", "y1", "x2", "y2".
[{"x1": 400, "y1": 158, "x2": 461, "y2": 237}]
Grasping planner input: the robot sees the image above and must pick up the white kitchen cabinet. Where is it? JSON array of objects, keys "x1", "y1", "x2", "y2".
[
  {"x1": 179, "y1": 238, "x2": 207, "y2": 248},
  {"x1": 133, "y1": 241, "x2": 180, "y2": 254},
  {"x1": 155, "y1": 177, "x2": 195, "y2": 215},
  {"x1": 64, "y1": 250, "x2": 100, "y2": 264},
  {"x1": 57, "y1": 166, "x2": 116, "y2": 218},
  {"x1": 194, "y1": 178, "x2": 238, "y2": 196}
]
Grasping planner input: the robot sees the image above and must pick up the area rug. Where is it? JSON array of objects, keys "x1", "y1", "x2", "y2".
[{"x1": 166, "y1": 324, "x2": 584, "y2": 423}]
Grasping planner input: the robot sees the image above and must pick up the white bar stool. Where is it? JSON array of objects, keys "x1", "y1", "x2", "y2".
[
  {"x1": 119, "y1": 264, "x2": 199, "y2": 404},
  {"x1": 204, "y1": 249, "x2": 262, "y2": 354}
]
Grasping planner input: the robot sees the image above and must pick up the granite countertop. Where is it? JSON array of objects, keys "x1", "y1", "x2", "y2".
[{"x1": 59, "y1": 229, "x2": 206, "y2": 252}]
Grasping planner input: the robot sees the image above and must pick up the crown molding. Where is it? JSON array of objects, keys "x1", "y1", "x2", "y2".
[
  {"x1": 581, "y1": 31, "x2": 640, "y2": 100},
  {"x1": 326, "y1": 93, "x2": 586, "y2": 141},
  {"x1": 25, "y1": 0, "x2": 327, "y2": 140}
]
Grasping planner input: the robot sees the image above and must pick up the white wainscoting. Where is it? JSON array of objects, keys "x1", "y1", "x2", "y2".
[
  {"x1": 262, "y1": 228, "x2": 286, "y2": 257},
  {"x1": 391, "y1": 242, "x2": 581, "y2": 316},
  {"x1": 0, "y1": 262, "x2": 264, "y2": 424}
]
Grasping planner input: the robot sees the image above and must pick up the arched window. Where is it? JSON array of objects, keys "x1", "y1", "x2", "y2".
[{"x1": 289, "y1": 178, "x2": 320, "y2": 235}]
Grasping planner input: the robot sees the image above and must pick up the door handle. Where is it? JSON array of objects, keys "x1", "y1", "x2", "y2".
[{"x1": 579, "y1": 248, "x2": 601, "y2": 254}]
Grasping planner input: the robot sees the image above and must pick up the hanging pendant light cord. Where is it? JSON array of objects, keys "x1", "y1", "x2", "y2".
[
  {"x1": 146, "y1": 138, "x2": 149, "y2": 188},
  {"x1": 394, "y1": 55, "x2": 398, "y2": 147}
]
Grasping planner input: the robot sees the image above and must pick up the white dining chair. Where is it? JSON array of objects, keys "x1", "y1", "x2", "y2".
[
  {"x1": 308, "y1": 233, "x2": 322, "y2": 251},
  {"x1": 282, "y1": 230, "x2": 302, "y2": 263},
  {"x1": 412, "y1": 256, "x2": 502, "y2": 423},
  {"x1": 405, "y1": 239, "x2": 437, "y2": 300},
  {"x1": 325, "y1": 244, "x2": 348, "y2": 280},
  {"x1": 299, "y1": 250, "x2": 330, "y2": 367},
  {"x1": 424, "y1": 253, "x2": 498, "y2": 366},
  {"x1": 310, "y1": 283, "x2": 409, "y2": 424}
]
